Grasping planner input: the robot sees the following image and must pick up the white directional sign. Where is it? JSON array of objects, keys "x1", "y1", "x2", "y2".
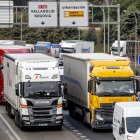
[
  {"x1": 0, "y1": 1, "x2": 13, "y2": 28},
  {"x1": 59, "y1": 1, "x2": 89, "y2": 27},
  {"x1": 28, "y1": 2, "x2": 58, "y2": 28}
]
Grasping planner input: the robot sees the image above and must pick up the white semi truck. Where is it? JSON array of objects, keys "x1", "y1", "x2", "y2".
[
  {"x1": 111, "y1": 40, "x2": 140, "y2": 58},
  {"x1": 4, "y1": 53, "x2": 63, "y2": 130},
  {"x1": 59, "y1": 40, "x2": 94, "y2": 80},
  {"x1": 59, "y1": 40, "x2": 94, "y2": 55}
]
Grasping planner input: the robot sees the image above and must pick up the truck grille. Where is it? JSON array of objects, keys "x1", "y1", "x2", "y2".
[
  {"x1": 29, "y1": 106, "x2": 57, "y2": 123},
  {"x1": 100, "y1": 103, "x2": 114, "y2": 122}
]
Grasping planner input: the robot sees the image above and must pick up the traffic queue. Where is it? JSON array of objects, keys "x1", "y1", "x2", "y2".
[{"x1": 0, "y1": 40, "x2": 140, "y2": 140}]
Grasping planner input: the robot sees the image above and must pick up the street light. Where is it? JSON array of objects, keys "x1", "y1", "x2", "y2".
[
  {"x1": 20, "y1": 7, "x2": 26, "y2": 41},
  {"x1": 100, "y1": 7, "x2": 106, "y2": 53},
  {"x1": 89, "y1": 4, "x2": 106, "y2": 53},
  {"x1": 104, "y1": 0, "x2": 110, "y2": 52},
  {"x1": 123, "y1": 10, "x2": 137, "y2": 68}
]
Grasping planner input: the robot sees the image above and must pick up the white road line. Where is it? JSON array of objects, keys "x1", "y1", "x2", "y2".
[
  {"x1": 0, "y1": 114, "x2": 21, "y2": 140},
  {"x1": 64, "y1": 119, "x2": 90, "y2": 140},
  {"x1": 5, "y1": 130, "x2": 15, "y2": 140}
]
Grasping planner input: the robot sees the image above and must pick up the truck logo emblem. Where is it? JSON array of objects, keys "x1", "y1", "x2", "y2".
[
  {"x1": 35, "y1": 74, "x2": 48, "y2": 79},
  {"x1": 35, "y1": 100, "x2": 50, "y2": 104}
]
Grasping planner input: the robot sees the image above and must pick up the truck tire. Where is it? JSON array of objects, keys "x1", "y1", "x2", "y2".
[
  {"x1": 56, "y1": 125, "x2": 62, "y2": 130},
  {"x1": 19, "y1": 118, "x2": 24, "y2": 130},
  {"x1": 5, "y1": 101, "x2": 8, "y2": 111},
  {"x1": 82, "y1": 110, "x2": 88, "y2": 126},
  {"x1": 67, "y1": 100, "x2": 75, "y2": 118},
  {"x1": 7, "y1": 103, "x2": 13, "y2": 119},
  {"x1": 14, "y1": 111, "x2": 19, "y2": 126}
]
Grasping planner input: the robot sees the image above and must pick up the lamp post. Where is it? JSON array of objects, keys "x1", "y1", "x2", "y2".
[
  {"x1": 104, "y1": 0, "x2": 110, "y2": 52},
  {"x1": 100, "y1": 7, "x2": 106, "y2": 53},
  {"x1": 124, "y1": 10, "x2": 137, "y2": 68},
  {"x1": 20, "y1": 7, "x2": 27, "y2": 41}
]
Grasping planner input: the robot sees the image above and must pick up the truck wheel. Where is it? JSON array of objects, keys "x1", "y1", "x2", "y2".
[
  {"x1": 82, "y1": 110, "x2": 87, "y2": 126},
  {"x1": 5, "y1": 101, "x2": 8, "y2": 111},
  {"x1": 67, "y1": 100, "x2": 75, "y2": 118},
  {"x1": 7, "y1": 103, "x2": 13, "y2": 118},
  {"x1": 14, "y1": 111, "x2": 19, "y2": 126},
  {"x1": 114, "y1": 137, "x2": 116, "y2": 140},
  {"x1": 56, "y1": 125, "x2": 62, "y2": 130},
  {"x1": 19, "y1": 119, "x2": 24, "y2": 130}
]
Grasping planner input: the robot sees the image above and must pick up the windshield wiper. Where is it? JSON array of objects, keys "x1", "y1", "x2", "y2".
[
  {"x1": 97, "y1": 92, "x2": 113, "y2": 96},
  {"x1": 117, "y1": 91, "x2": 135, "y2": 96}
]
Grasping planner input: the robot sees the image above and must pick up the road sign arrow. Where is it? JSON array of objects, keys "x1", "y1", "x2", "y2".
[
  {"x1": 41, "y1": 21, "x2": 45, "y2": 25},
  {"x1": 72, "y1": 21, "x2": 76, "y2": 25}
]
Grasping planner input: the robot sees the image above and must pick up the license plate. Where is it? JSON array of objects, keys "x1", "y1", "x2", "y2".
[{"x1": 39, "y1": 123, "x2": 48, "y2": 126}]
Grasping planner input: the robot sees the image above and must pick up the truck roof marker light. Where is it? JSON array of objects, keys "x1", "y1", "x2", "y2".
[
  {"x1": 116, "y1": 59, "x2": 127, "y2": 61},
  {"x1": 106, "y1": 66, "x2": 120, "y2": 69}
]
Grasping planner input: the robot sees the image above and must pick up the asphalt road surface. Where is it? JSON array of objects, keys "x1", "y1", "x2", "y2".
[{"x1": 0, "y1": 105, "x2": 114, "y2": 140}]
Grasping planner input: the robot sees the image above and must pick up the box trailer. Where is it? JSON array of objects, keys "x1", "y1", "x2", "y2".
[{"x1": 63, "y1": 53, "x2": 136, "y2": 129}]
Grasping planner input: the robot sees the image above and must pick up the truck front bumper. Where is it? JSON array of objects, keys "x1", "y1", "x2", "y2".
[
  {"x1": 22, "y1": 119, "x2": 63, "y2": 127},
  {"x1": 21, "y1": 114, "x2": 63, "y2": 127},
  {"x1": 92, "y1": 108, "x2": 113, "y2": 129},
  {"x1": 92, "y1": 119, "x2": 112, "y2": 129}
]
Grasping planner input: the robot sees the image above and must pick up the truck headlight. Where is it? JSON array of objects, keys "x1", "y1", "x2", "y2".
[
  {"x1": 56, "y1": 115, "x2": 63, "y2": 120},
  {"x1": 127, "y1": 135, "x2": 133, "y2": 140},
  {"x1": 22, "y1": 117, "x2": 30, "y2": 121},
  {"x1": 95, "y1": 113, "x2": 104, "y2": 121}
]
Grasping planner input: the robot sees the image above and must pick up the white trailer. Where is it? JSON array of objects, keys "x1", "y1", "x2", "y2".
[
  {"x1": 59, "y1": 40, "x2": 94, "y2": 54},
  {"x1": 4, "y1": 53, "x2": 63, "y2": 130},
  {"x1": 0, "y1": 40, "x2": 26, "y2": 46},
  {"x1": 59, "y1": 40, "x2": 94, "y2": 80}
]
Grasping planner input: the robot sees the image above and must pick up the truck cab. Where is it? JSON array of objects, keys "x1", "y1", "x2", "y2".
[
  {"x1": 113, "y1": 102, "x2": 140, "y2": 140},
  {"x1": 4, "y1": 53, "x2": 63, "y2": 129},
  {"x1": 111, "y1": 40, "x2": 126, "y2": 56},
  {"x1": 34, "y1": 41, "x2": 51, "y2": 55}
]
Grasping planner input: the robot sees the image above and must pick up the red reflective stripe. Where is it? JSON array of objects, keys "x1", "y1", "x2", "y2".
[
  {"x1": 57, "y1": 104, "x2": 62, "y2": 107},
  {"x1": 20, "y1": 104, "x2": 27, "y2": 108}
]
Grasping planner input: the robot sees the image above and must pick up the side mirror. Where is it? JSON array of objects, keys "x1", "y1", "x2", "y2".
[
  {"x1": 88, "y1": 80, "x2": 93, "y2": 93},
  {"x1": 119, "y1": 127, "x2": 125, "y2": 135},
  {"x1": 16, "y1": 88, "x2": 19, "y2": 96}
]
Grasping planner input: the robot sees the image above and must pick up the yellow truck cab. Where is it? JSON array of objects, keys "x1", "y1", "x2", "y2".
[{"x1": 63, "y1": 53, "x2": 136, "y2": 129}]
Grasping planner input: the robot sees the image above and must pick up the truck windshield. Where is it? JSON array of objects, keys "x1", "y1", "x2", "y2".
[
  {"x1": 60, "y1": 48, "x2": 75, "y2": 53},
  {"x1": 126, "y1": 117, "x2": 140, "y2": 133},
  {"x1": 23, "y1": 82, "x2": 60, "y2": 98},
  {"x1": 96, "y1": 80, "x2": 134, "y2": 96},
  {"x1": 111, "y1": 47, "x2": 123, "y2": 52}
]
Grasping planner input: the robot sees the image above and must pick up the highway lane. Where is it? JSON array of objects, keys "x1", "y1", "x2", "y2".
[
  {"x1": 64, "y1": 110, "x2": 114, "y2": 140},
  {"x1": 0, "y1": 105, "x2": 114, "y2": 140},
  {"x1": 0, "y1": 105, "x2": 79, "y2": 140}
]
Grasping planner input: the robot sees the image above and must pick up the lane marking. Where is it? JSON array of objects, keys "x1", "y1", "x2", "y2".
[
  {"x1": 0, "y1": 114, "x2": 21, "y2": 140},
  {"x1": 64, "y1": 119, "x2": 91, "y2": 140},
  {"x1": 5, "y1": 130, "x2": 15, "y2": 140}
]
